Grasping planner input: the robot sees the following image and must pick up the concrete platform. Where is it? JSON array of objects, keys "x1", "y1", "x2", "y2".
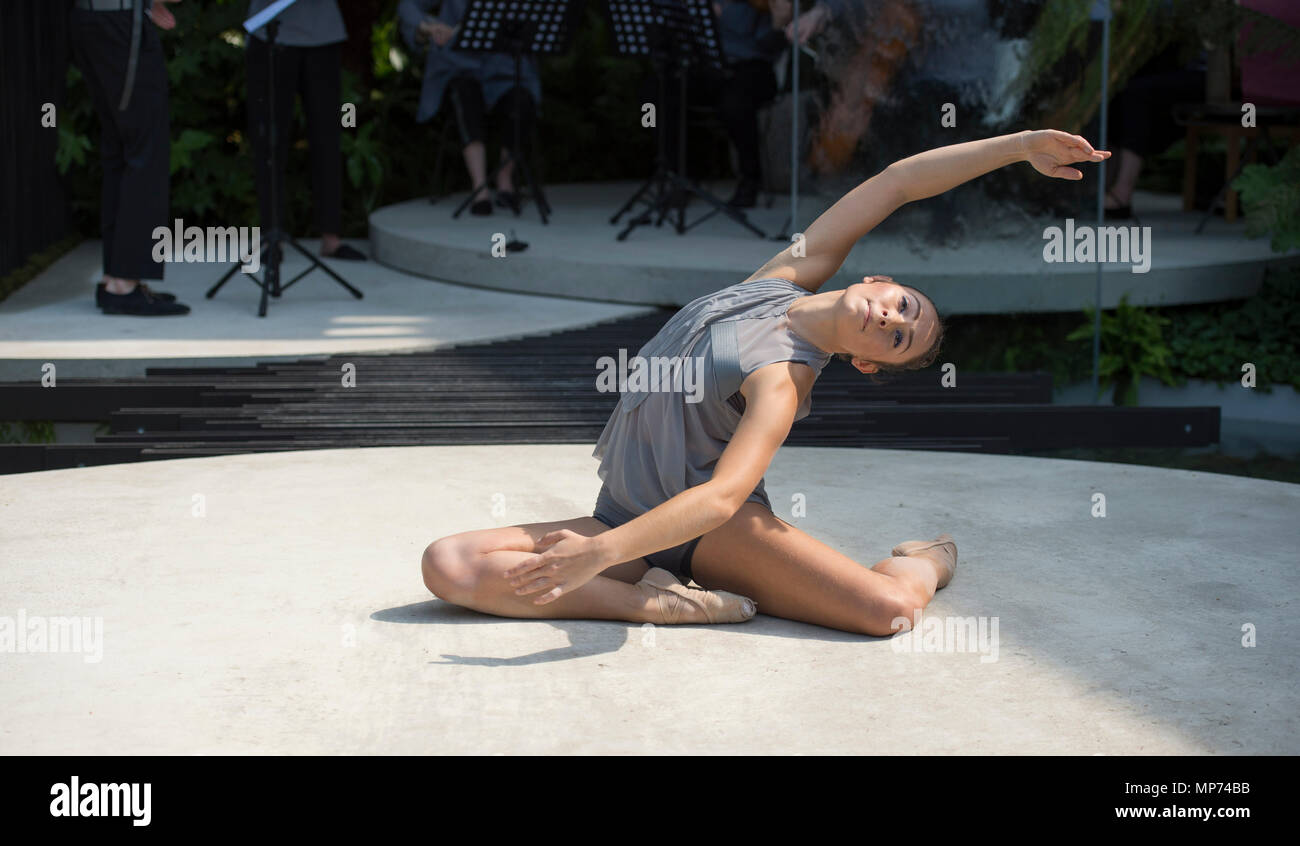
[
  {"x1": 0, "y1": 239, "x2": 651, "y2": 379},
  {"x1": 1, "y1": 444, "x2": 1295, "y2": 754},
  {"x1": 370, "y1": 183, "x2": 1298, "y2": 313}
]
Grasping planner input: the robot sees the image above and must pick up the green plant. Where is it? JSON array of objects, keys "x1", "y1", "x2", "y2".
[
  {"x1": 1234, "y1": 145, "x2": 1300, "y2": 253},
  {"x1": 0, "y1": 422, "x2": 57, "y2": 445},
  {"x1": 1165, "y1": 267, "x2": 1300, "y2": 391},
  {"x1": 1068, "y1": 294, "x2": 1176, "y2": 405}
]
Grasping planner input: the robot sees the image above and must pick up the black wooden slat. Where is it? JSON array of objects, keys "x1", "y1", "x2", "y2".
[{"x1": 0, "y1": 309, "x2": 1218, "y2": 475}]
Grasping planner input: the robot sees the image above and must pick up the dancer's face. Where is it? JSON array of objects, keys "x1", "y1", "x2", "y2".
[{"x1": 837, "y1": 277, "x2": 939, "y2": 373}]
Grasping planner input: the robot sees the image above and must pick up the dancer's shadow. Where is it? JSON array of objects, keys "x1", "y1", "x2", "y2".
[
  {"x1": 372, "y1": 597, "x2": 877, "y2": 667},
  {"x1": 371, "y1": 600, "x2": 633, "y2": 666}
]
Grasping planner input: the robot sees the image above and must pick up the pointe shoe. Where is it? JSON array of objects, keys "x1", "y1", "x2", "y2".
[
  {"x1": 635, "y1": 567, "x2": 757, "y2": 624},
  {"x1": 891, "y1": 533, "x2": 958, "y2": 589}
]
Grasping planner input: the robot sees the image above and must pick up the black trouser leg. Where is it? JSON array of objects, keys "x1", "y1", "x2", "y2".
[
  {"x1": 298, "y1": 43, "x2": 342, "y2": 234},
  {"x1": 491, "y1": 85, "x2": 537, "y2": 167},
  {"x1": 247, "y1": 36, "x2": 303, "y2": 233},
  {"x1": 69, "y1": 9, "x2": 170, "y2": 280},
  {"x1": 446, "y1": 74, "x2": 487, "y2": 149}
]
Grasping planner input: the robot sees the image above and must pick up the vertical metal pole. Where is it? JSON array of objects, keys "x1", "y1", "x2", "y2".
[
  {"x1": 1092, "y1": 0, "x2": 1110, "y2": 403},
  {"x1": 790, "y1": 1, "x2": 799, "y2": 235}
]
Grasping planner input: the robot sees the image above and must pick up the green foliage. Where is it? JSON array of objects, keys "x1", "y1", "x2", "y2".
[
  {"x1": 941, "y1": 268, "x2": 1300, "y2": 401},
  {"x1": 1234, "y1": 145, "x2": 1300, "y2": 253},
  {"x1": 1164, "y1": 268, "x2": 1300, "y2": 392},
  {"x1": 55, "y1": 123, "x2": 92, "y2": 173},
  {"x1": 0, "y1": 422, "x2": 56, "y2": 445},
  {"x1": 343, "y1": 120, "x2": 385, "y2": 213},
  {"x1": 1011, "y1": 0, "x2": 1171, "y2": 132},
  {"x1": 938, "y1": 312, "x2": 1093, "y2": 389},
  {"x1": 1011, "y1": 0, "x2": 1300, "y2": 133},
  {"x1": 1068, "y1": 294, "x2": 1175, "y2": 406}
]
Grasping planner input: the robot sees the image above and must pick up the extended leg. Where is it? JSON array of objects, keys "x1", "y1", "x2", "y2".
[{"x1": 691, "y1": 503, "x2": 949, "y2": 636}]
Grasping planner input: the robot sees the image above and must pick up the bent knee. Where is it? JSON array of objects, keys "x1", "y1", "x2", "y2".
[
  {"x1": 421, "y1": 537, "x2": 476, "y2": 602},
  {"x1": 863, "y1": 588, "x2": 929, "y2": 637}
]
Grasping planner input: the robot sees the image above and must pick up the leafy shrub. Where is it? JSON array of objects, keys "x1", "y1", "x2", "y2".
[
  {"x1": 1234, "y1": 145, "x2": 1300, "y2": 253},
  {"x1": 1068, "y1": 294, "x2": 1176, "y2": 405},
  {"x1": 1164, "y1": 267, "x2": 1300, "y2": 392}
]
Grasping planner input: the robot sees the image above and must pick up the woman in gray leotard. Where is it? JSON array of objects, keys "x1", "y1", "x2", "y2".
[{"x1": 422, "y1": 129, "x2": 1109, "y2": 634}]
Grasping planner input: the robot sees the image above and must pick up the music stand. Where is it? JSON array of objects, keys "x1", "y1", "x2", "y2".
[
  {"x1": 449, "y1": 0, "x2": 582, "y2": 223},
  {"x1": 208, "y1": 0, "x2": 364, "y2": 317},
  {"x1": 604, "y1": 0, "x2": 766, "y2": 240}
]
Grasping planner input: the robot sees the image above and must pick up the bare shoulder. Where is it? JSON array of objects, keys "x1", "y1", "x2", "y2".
[{"x1": 739, "y1": 360, "x2": 818, "y2": 407}]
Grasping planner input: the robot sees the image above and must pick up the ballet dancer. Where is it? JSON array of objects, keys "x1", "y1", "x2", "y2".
[{"x1": 422, "y1": 129, "x2": 1109, "y2": 636}]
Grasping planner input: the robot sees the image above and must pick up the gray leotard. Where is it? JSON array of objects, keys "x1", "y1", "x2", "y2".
[{"x1": 592, "y1": 277, "x2": 834, "y2": 518}]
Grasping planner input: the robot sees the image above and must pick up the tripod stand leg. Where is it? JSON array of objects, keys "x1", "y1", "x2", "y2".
[
  {"x1": 512, "y1": 151, "x2": 549, "y2": 224},
  {"x1": 611, "y1": 173, "x2": 660, "y2": 224},
  {"x1": 286, "y1": 237, "x2": 364, "y2": 298},
  {"x1": 259, "y1": 238, "x2": 276, "y2": 317},
  {"x1": 206, "y1": 260, "x2": 245, "y2": 298}
]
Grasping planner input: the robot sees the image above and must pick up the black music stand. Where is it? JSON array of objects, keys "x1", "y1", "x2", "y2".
[
  {"x1": 208, "y1": 5, "x2": 363, "y2": 317},
  {"x1": 605, "y1": 0, "x2": 766, "y2": 240},
  {"x1": 449, "y1": 0, "x2": 581, "y2": 223}
]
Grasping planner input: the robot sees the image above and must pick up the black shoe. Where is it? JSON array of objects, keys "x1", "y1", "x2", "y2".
[
  {"x1": 322, "y1": 243, "x2": 367, "y2": 261},
  {"x1": 495, "y1": 189, "x2": 521, "y2": 214},
  {"x1": 98, "y1": 284, "x2": 190, "y2": 316},
  {"x1": 1103, "y1": 190, "x2": 1132, "y2": 221},
  {"x1": 97, "y1": 281, "x2": 176, "y2": 305},
  {"x1": 466, "y1": 184, "x2": 493, "y2": 216},
  {"x1": 727, "y1": 177, "x2": 760, "y2": 208}
]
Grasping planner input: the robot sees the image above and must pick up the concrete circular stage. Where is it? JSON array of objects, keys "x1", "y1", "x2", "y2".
[
  {"x1": 2, "y1": 444, "x2": 1294, "y2": 754},
  {"x1": 369, "y1": 183, "x2": 1292, "y2": 313}
]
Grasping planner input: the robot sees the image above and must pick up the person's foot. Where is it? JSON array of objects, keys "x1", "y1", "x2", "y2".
[
  {"x1": 97, "y1": 281, "x2": 176, "y2": 304},
  {"x1": 98, "y1": 284, "x2": 191, "y2": 316},
  {"x1": 322, "y1": 243, "x2": 367, "y2": 261},
  {"x1": 635, "y1": 567, "x2": 757, "y2": 624},
  {"x1": 469, "y1": 184, "x2": 493, "y2": 216},
  {"x1": 727, "y1": 176, "x2": 760, "y2": 208},
  {"x1": 1103, "y1": 189, "x2": 1132, "y2": 220},
  {"x1": 891, "y1": 533, "x2": 958, "y2": 589},
  {"x1": 495, "y1": 188, "x2": 521, "y2": 214}
]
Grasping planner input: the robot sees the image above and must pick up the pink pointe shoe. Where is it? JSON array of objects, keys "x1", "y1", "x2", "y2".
[
  {"x1": 635, "y1": 567, "x2": 757, "y2": 624},
  {"x1": 891, "y1": 533, "x2": 958, "y2": 589}
]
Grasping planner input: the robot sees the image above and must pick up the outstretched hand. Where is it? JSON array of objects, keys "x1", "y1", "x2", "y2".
[
  {"x1": 502, "y1": 529, "x2": 610, "y2": 605},
  {"x1": 1023, "y1": 129, "x2": 1110, "y2": 180}
]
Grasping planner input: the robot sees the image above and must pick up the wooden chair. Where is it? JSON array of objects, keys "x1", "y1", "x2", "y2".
[{"x1": 1178, "y1": 0, "x2": 1300, "y2": 228}]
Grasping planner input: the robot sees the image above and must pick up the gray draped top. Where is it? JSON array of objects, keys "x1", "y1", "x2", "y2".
[{"x1": 592, "y1": 277, "x2": 833, "y2": 516}]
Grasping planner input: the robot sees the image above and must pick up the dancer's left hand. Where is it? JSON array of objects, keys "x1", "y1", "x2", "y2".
[
  {"x1": 1023, "y1": 129, "x2": 1110, "y2": 180},
  {"x1": 503, "y1": 529, "x2": 610, "y2": 605}
]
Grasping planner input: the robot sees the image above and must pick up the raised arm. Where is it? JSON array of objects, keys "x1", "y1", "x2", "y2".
[
  {"x1": 504, "y1": 364, "x2": 813, "y2": 604},
  {"x1": 744, "y1": 129, "x2": 1110, "y2": 293}
]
